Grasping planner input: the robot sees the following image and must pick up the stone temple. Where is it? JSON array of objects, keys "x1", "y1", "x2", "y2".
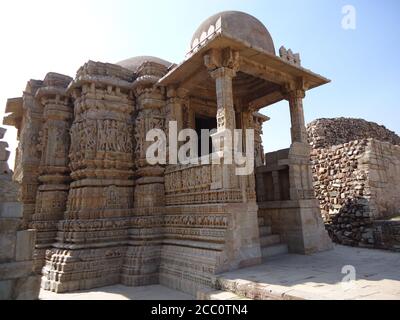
[{"x1": 1, "y1": 11, "x2": 333, "y2": 297}]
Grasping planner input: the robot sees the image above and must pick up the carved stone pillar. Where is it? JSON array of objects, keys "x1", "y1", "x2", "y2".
[
  {"x1": 209, "y1": 67, "x2": 238, "y2": 190},
  {"x1": 210, "y1": 67, "x2": 236, "y2": 133},
  {"x1": 288, "y1": 89, "x2": 307, "y2": 144},
  {"x1": 30, "y1": 73, "x2": 73, "y2": 273},
  {"x1": 253, "y1": 113, "x2": 268, "y2": 168},
  {"x1": 283, "y1": 88, "x2": 333, "y2": 254},
  {"x1": 204, "y1": 48, "x2": 241, "y2": 192},
  {"x1": 42, "y1": 62, "x2": 135, "y2": 293},
  {"x1": 285, "y1": 89, "x2": 315, "y2": 200},
  {"x1": 253, "y1": 112, "x2": 269, "y2": 205},
  {"x1": 121, "y1": 61, "x2": 168, "y2": 287}
]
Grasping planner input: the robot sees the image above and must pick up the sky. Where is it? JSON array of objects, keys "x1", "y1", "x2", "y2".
[{"x1": 0, "y1": 0, "x2": 399, "y2": 169}]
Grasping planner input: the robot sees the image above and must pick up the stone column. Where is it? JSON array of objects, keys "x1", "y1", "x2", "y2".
[
  {"x1": 30, "y1": 73, "x2": 73, "y2": 273},
  {"x1": 286, "y1": 89, "x2": 314, "y2": 200},
  {"x1": 210, "y1": 67, "x2": 236, "y2": 133},
  {"x1": 209, "y1": 67, "x2": 238, "y2": 190},
  {"x1": 253, "y1": 113, "x2": 268, "y2": 168},
  {"x1": 202, "y1": 49, "x2": 261, "y2": 276},
  {"x1": 282, "y1": 88, "x2": 333, "y2": 254},
  {"x1": 288, "y1": 89, "x2": 308, "y2": 144}
]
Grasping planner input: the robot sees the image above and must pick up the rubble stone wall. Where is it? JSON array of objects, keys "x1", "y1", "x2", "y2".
[
  {"x1": 310, "y1": 139, "x2": 373, "y2": 246},
  {"x1": 308, "y1": 118, "x2": 400, "y2": 249}
]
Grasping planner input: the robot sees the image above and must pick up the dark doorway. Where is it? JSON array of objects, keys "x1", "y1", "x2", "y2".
[{"x1": 195, "y1": 115, "x2": 217, "y2": 156}]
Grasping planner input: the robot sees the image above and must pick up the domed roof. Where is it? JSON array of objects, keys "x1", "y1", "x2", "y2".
[
  {"x1": 116, "y1": 56, "x2": 172, "y2": 72},
  {"x1": 190, "y1": 11, "x2": 275, "y2": 55}
]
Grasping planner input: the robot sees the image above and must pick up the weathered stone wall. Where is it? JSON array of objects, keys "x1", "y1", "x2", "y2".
[
  {"x1": 308, "y1": 118, "x2": 400, "y2": 248},
  {"x1": 0, "y1": 127, "x2": 40, "y2": 300},
  {"x1": 364, "y1": 139, "x2": 400, "y2": 219}
]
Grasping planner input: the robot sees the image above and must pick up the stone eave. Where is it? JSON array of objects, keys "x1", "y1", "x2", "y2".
[{"x1": 159, "y1": 33, "x2": 330, "y2": 91}]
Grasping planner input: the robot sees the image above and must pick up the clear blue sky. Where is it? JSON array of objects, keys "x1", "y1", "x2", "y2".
[{"x1": 1, "y1": 0, "x2": 399, "y2": 166}]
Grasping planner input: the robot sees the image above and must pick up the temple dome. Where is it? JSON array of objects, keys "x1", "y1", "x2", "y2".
[
  {"x1": 116, "y1": 56, "x2": 172, "y2": 72},
  {"x1": 190, "y1": 11, "x2": 275, "y2": 55}
]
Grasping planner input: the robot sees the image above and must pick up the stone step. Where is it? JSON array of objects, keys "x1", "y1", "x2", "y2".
[
  {"x1": 259, "y1": 226, "x2": 272, "y2": 237},
  {"x1": 197, "y1": 288, "x2": 251, "y2": 300},
  {"x1": 260, "y1": 234, "x2": 281, "y2": 247},
  {"x1": 261, "y1": 243, "x2": 288, "y2": 258}
]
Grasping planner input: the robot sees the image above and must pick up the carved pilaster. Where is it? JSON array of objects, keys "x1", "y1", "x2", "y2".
[
  {"x1": 30, "y1": 73, "x2": 73, "y2": 273},
  {"x1": 166, "y1": 87, "x2": 187, "y2": 132}
]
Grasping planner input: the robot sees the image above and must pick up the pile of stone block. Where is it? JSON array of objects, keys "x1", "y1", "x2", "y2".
[
  {"x1": 308, "y1": 119, "x2": 400, "y2": 249},
  {"x1": 0, "y1": 127, "x2": 40, "y2": 300}
]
